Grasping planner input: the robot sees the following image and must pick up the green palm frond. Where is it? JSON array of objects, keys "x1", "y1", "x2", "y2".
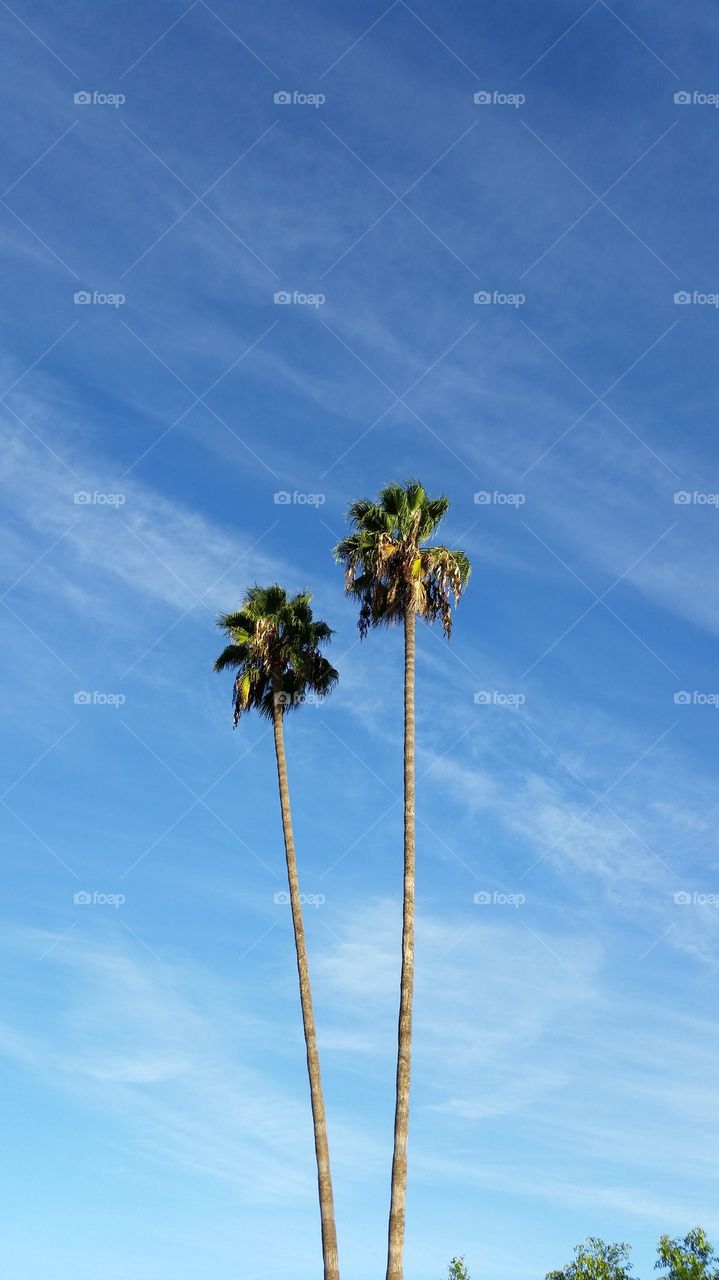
[
  {"x1": 334, "y1": 478, "x2": 471, "y2": 639},
  {"x1": 213, "y1": 643, "x2": 249, "y2": 672},
  {"x1": 214, "y1": 584, "x2": 338, "y2": 725}
]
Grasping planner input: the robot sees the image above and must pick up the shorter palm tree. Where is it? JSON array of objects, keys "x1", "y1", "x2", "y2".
[{"x1": 214, "y1": 584, "x2": 340, "y2": 1280}]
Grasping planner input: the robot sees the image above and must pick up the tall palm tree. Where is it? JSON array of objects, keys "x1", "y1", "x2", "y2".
[
  {"x1": 334, "y1": 481, "x2": 470, "y2": 1280},
  {"x1": 214, "y1": 584, "x2": 341, "y2": 1280}
]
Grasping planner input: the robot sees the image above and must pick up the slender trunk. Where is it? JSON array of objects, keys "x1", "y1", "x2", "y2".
[
  {"x1": 385, "y1": 605, "x2": 416, "y2": 1280},
  {"x1": 272, "y1": 698, "x2": 340, "y2": 1280}
]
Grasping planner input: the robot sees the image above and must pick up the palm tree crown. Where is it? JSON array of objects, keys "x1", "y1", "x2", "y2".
[
  {"x1": 333, "y1": 478, "x2": 471, "y2": 637},
  {"x1": 214, "y1": 584, "x2": 338, "y2": 725}
]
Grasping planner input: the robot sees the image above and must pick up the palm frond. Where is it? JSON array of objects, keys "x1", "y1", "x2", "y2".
[
  {"x1": 214, "y1": 584, "x2": 338, "y2": 725},
  {"x1": 213, "y1": 643, "x2": 250, "y2": 672},
  {"x1": 334, "y1": 478, "x2": 471, "y2": 639}
]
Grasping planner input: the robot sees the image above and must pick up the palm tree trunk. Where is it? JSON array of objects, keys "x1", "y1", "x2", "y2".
[
  {"x1": 385, "y1": 604, "x2": 416, "y2": 1280},
  {"x1": 272, "y1": 698, "x2": 340, "y2": 1280}
]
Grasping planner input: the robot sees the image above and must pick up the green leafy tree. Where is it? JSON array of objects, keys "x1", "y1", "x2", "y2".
[
  {"x1": 335, "y1": 479, "x2": 470, "y2": 1280},
  {"x1": 447, "y1": 1258, "x2": 471, "y2": 1280},
  {"x1": 547, "y1": 1238, "x2": 634, "y2": 1280},
  {"x1": 656, "y1": 1229, "x2": 719, "y2": 1280},
  {"x1": 214, "y1": 585, "x2": 340, "y2": 1280}
]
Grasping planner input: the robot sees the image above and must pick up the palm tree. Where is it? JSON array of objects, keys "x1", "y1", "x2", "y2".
[
  {"x1": 334, "y1": 481, "x2": 470, "y2": 1280},
  {"x1": 214, "y1": 584, "x2": 341, "y2": 1280}
]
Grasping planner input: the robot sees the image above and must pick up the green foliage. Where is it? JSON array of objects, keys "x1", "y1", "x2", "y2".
[
  {"x1": 547, "y1": 1232, "x2": 719, "y2": 1280},
  {"x1": 447, "y1": 1258, "x2": 470, "y2": 1280},
  {"x1": 214, "y1": 584, "x2": 337, "y2": 725},
  {"x1": 333, "y1": 477, "x2": 471, "y2": 638},
  {"x1": 547, "y1": 1238, "x2": 634, "y2": 1280},
  {"x1": 655, "y1": 1229, "x2": 719, "y2": 1280}
]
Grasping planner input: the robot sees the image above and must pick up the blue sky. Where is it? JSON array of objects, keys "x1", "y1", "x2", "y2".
[{"x1": 1, "y1": 1, "x2": 719, "y2": 1277}]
